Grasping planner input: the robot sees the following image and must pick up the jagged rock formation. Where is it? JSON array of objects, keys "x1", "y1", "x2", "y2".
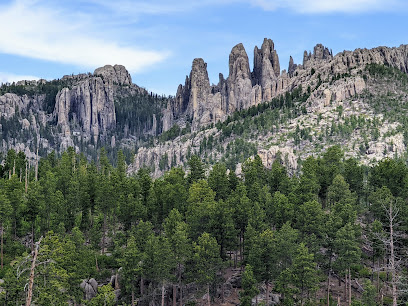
[
  {"x1": 227, "y1": 43, "x2": 254, "y2": 112},
  {"x1": 288, "y1": 56, "x2": 297, "y2": 77},
  {"x1": 303, "y1": 44, "x2": 333, "y2": 68},
  {"x1": 80, "y1": 278, "x2": 98, "y2": 300},
  {"x1": 131, "y1": 39, "x2": 408, "y2": 176},
  {"x1": 163, "y1": 39, "x2": 408, "y2": 134},
  {"x1": 252, "y1": 38, "x2": 281, "y2": 101},
  {"x1": 0, "y1": 64, "x2": 160, "y2": 160},
  {"x1": 54, "y1": 65, "x2": 136, "y2": 144},
  {"x1": 2, "y1": 38, "x2": 408, "y2": 177}
]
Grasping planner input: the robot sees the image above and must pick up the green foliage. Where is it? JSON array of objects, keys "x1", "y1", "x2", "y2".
[
  {"x1": 240, "y1": 264, "x2": 259, "y2": 305},
  {"x1": 0, "y1": 145, "x2": 407, "y2": 305},
  {"x1": 86, "y1": 285, "x2": 116, "y2": 306},
  {"x1": 191, "y1": 233, "x2": 222, "y2": 286},
  {"x1": 187, "y1": 155, "x2": 205, "y2": 185},
  {"x1": 361, "y1": 279, "x2": 377, "y2": 306}
]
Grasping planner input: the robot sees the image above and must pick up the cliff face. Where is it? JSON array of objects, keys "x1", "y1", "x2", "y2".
[
  {"x1": 164, "y1": 39, "x2": 408, "y2": 132},
  {"x1": 54, "y1": 67, "x2": 119, "y2": 143},
  {"x1": 130, "y1": 39, "x2": 408, "y2": 177},
  {"x1": 0, "y1": 64, "x2": 157, "y2": 159},
  {"x1": 53, "y1": 64, "x2": 153, "y2": 146}
]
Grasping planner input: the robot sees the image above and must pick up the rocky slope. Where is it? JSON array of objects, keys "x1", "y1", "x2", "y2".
[
  {"x1": 0, "y1": 65, "x2": 165, "y2": 161},
  {"x1": 130, "y1": 39, "x2": 408, "y2": 177},
  {"x1": 1, "y1": 38, "x2": 408, "y2": 174},
  {"x1": 164, "y1": 40, "x2": 408, "y2": 132}
]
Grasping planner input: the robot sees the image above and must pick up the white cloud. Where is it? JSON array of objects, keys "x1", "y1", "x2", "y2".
[
  {"x1": 247, "y1": 0, "x2": 405, "y2": 13},
  {"x1": 90, "y1": 0, "x2": 406, "y2": 15},
  {"x1": 0, "y1": 72, "x2": 40, "y2": 85},
  {"x1": 0, "y1": 0, "x2": 168, "y2": 73}
]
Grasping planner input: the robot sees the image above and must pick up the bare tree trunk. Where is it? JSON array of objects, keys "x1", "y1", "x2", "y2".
[
  {"x1": 25, "y1": 163, "x2": 28, "y2": 193},
  {"x1": 179, "y1": 264, "x2": 183, "y2": 306},
  {"x1": 131, "y1": 289, "x2": 135, "y2": 306},
  {"x1": 172, "y1": 284, "x2": 176, "y2": 306},
  {"x1": 141, "y1": 277, "x2": 144, "y2": 297},
  {"x1": 31, "y1": 223, "x2": 34, "y2": 252},
  {"x1": 161, "y1": 283, "x2": 165, "y2": 306},
  {"x1": 1, "y1": 222, "x2": 3, "y2": 269},
  {"x1": 327, "y1": 274, "x2": 330, "y2": 306},
  {"x1": 349, "y1": 268, "x2": 352, "y2": 305},
  {"x1": 35, "y1": 147, "x2": 38, "y2": 181},
  {"x1": 207, "y1": 284, "x2": 211, "y2": 306},
  {"x1": 344, "y1": 271, "x2": 348, "y2": 303},
  {"x1": 102, "y1": 213, "x2": 106, "y2": 254},
  {"x1": 327, "y1": 253, "x2": 332, "y2": 306},
  {"x1": 26, "y1": 237, "x2": 42, "y2": 306},
  {"x1": 389, "y1": 202, "x2": 397, "y2": 306},
  {"x1": 266, "y1": 281, "x2": 270, "y2": 305}
]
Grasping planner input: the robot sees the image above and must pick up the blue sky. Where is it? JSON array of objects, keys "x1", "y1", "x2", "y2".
[{"x1": 0, "y1": 0, "x2": 407, "y2": 95}]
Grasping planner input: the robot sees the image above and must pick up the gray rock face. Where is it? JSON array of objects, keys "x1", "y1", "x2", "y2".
[
  {"x1": 253, "y1": 38, "x2": 280, "y2": 84},
  {"x1": 252, "y1": 38, "x2": 281, "y2": 101},
  {"x1": 132, "y1": 40, "x2": 408, "y2": 176},
  {"x1": 303, "y1": 44, "x2": 333, "y2": 67},
  {"x1": 54, "y1": 76, "x2": 116, "y2": 143},
  {"x1": 187, "y1": 58, "x2": 211, "y2": 121},
  {"x1": 288, "y1": 56, "x2": 297, "y2": 77},
  {"x1": 174, "y1": 58, "x2": 211, "y2": 121},
  {"x1": 94, "y1": 64, "x2": 132, "y2": 86},
  {"x1": 228, "y1": 43, "x2": 253, "y2": 112},
  {"x1": 80, "y1": 278, "x2": 98, "y2": 300}
]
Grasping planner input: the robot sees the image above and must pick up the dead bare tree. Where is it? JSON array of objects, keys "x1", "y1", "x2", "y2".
[
  {"x1": 374, "y1": 199, "x2": 403, "y2": 306},
  {"x1": 25, "y1": 236, "x2": 43, "y2": 306}
]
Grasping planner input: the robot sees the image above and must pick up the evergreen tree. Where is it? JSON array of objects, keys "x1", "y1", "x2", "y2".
[
  {"x1": 191, "y1": 232, "x2": 222, "y2": 305},
  {"x1": 240, "y1": 264, "x2": 259, "y2": 306},
  {"x1": 120, "y1": 235, "x2": 144, "y2": 304},
  {"x1": 187, "y1": 155, "x2": 205, "y2": 185},
  {"x1": 288, "y1": 243, "x2": 319, "y2": 304},
  {"x1": 0, "y1": 186, "x2": 11, "y2": 268},
  {"x1": 208, "y1": 163, "x2": 230, "y2": 201}
]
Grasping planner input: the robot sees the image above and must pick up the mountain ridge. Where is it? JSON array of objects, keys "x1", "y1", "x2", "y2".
[{"x1": 1, "y1": 39, "x2": 408, "y2": 175}]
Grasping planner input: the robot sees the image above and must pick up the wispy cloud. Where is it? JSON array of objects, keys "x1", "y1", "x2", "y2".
[
  {"x1": 88, "y1": 0, "x2": 235, "y2": 16},
  {"x1": 247, "y1": 0, "x2": 405, "y2": 13},
  {"x1": 88, "y1": 0, "x2": 406, "y2": 15},
  {"x1": 0, "y1": 72, "x2": 40, "y2": 85},
  {"x1": 0, "y1": 0, "x2": 168, "y2": 73}
]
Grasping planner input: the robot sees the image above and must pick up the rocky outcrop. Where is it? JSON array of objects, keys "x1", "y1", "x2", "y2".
[
  {"x1": 53, "y1": 65, "x2": 139, "y2": 144},
  {"x1": 80, "y1": 278, "x2": 98, "y2": 300},
  {"x1": 0, "y1": 93, "x2": 38, "y2": 118},
  {"x1": 94, "y1": 64, "x2": 132, "y2": 86},
  {"x1": 303, "y1": 44, "x2": 333, "y2": 68},
  {"x1": 132, "y1": 40, "x2": 408, "y2": 176},
  {"x1": 258, "y1": 146, "x2": 298, "y2": 174},
  {"x1": 227, "y1": 43, "x2": 253, "y2": 112},
  {"x1": 54, "y1": 76, "x2": 116, "y2": 143},
  {"x1": 288, "y1": 56, "x2": 297, "y2": 77},
  {"x1": 252, "y1": 38, "x2": 281, "y2": 101},
  {"x1": 308, "y1": 76, "x2": 367, "y2": 111},
  {"x1": 167, "y1": 39, "x2": 282, "y2": 129}
]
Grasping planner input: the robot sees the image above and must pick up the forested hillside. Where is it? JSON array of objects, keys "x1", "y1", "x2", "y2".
[{"x1": 0, "y1": 146, "x2": 407, "y2": 305}]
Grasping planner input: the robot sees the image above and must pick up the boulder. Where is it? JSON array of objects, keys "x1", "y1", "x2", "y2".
[{"x1": 80, "y1": 278, "x2": 98, "y2": 300}]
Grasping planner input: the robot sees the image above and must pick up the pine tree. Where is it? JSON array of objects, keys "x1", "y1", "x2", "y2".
[
  {"x1": 187, "y1": 155, "x2": 205, "y2": 185},
  {"x1": 0, "y1": 187, "x2": 11, "y2": 268},
  {"x1": 289, "y1": 243, "x2": 319, "y2": 304},
  {"x1": 192, "y1": 233, "x2": 222, "y2": 305},
  {"x1": 334, "y1": 223, "x2": 361, "y2": 303},
  {"x1": 240, "y1": 264, "x2": 258, "y2": 306},
  {"x1": 208, "y1": 163, "x2": 230, "y2": 201}
]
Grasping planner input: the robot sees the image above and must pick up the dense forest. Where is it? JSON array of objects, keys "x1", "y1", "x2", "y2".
[{"x1": 0, "y1": 146, "x2": 407, "y2": 305}]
